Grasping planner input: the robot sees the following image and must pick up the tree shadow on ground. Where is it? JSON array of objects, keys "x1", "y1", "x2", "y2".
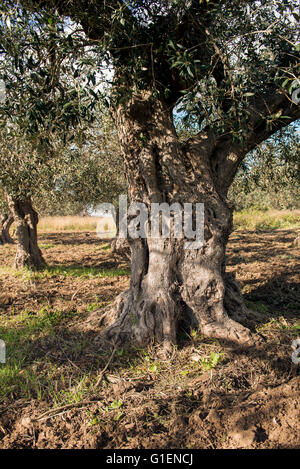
[
  {"x1": 1, "y1": 309, "x2": 298, "y2": 449},
  {"x1": 227, "y1": 229, "x2": 299, "y2": 265},
  {"x1": 244, "y1": 272, "x2": 300, "y2": 317},
  {"x1": 2, "y1": 263, "x2": 298, "y2": 391},
  {"x1": 40, "y1": 232, "x2": 112, "y2": 246}
]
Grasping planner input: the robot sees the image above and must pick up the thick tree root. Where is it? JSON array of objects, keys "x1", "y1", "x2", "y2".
[
  {"x1": 103, "y1": 282, "x2": 256, "y2": 350},
  {"x1": 103, "y1": 288, "x2": 180, "y2": 354},
  {"x1": 201, "y1": 317, "x2": 254, "y2": 345}
]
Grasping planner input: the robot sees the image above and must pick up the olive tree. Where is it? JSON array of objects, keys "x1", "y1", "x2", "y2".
[
  {"x1": 36, "y1": 112, "x2": 126, "y2": 217},
  {"x1": 0, "y1": 5, "x2": 98, "y2": 268},
  {"x1": 20, "y1": 0, "x2": 300, "y2": 348}
]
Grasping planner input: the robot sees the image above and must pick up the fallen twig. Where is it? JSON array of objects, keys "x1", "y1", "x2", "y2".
[
  {"x1": 95, "y1": 346, "x2": 118, "y2": 387},
  {"x1": 34, "y1": 400, "x2": 101, "y2": 422}
]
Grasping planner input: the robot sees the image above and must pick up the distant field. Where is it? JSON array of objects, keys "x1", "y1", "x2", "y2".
[
  {"x1": 38, "y1": 215, "x2": 103, "y2": 233},
  {"x1": 37, "y1": 210, "x2": 300, "y2": 233}
]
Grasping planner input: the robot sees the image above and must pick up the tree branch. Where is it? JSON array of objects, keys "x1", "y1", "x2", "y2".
[
  {"x1": 218, "y1": 89, "x2": 300, "y2": 192},
  {"x1": 187, "y1": 87, "x2": 300, "y2": 195},
  {"x1": 21, "y1": 0, "x2": 139, "y2": 45}
]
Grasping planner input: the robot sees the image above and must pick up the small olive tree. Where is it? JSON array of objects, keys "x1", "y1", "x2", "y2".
[{"x1": 0, "y1": 6, "x2": 98, "y2": 268}]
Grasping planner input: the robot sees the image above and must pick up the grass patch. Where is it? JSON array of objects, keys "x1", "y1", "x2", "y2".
[
  {"x1": 86, "y1": 302, "x2": 102, "y2": 312},
  {"x1": 201, "y1": 351, "x2": 223, "y2": 371},
  {"x1": 234, "y1": 209, "x2": 300, "y2": 231},
  {"x1": 256, "y1": 317, "x2": 300, "y2": 336},
  {"x1": 42, "y1": 265, "x2": 130, "y2": 279},
  {"x1": 245, "y1": 300, "x2": 269, "y2": 314},
  {"x1": 0, "y1": 265, "x2": 130, "y2": 281},
  {"x1": 0, "y1": 307, "x2": 88, "y2": 403},
  {"x1": 40, "y1": 243, "x2": 56, "y2": 249},
  {"x1": 180, "y1": 351, "x2": 223, "y2": 377},
  {"x1": 99, "y1": 244, "x2": 111, "y2": 251}
]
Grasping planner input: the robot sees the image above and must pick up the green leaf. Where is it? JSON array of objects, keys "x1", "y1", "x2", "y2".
[
  {"x1": 110, "y1": 399, "x2": 123, "y2": 409},
  {"x1": 6, "y1": 17, "x2": 11, "y2": 30},
  {"x1": 282, "y1": 78, "x2": 290, "y2": 88},
  {"x1": 187, "y1": 66, "x2": 194, "y2": 78},
  {"x1": 149, "y1": 364, "x2": 158, "y2": 373}
]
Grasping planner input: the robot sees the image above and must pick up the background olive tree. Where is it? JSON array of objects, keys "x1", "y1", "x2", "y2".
[
  {"x1": 36, "y1": 112, "x2": 126, "y2": 217},
  {"x1": 0, "y1": 5, "x2": 99, "y2": 267},
  {"x1": 229, "y1": 127, "x2": 300, "y2": 211}
]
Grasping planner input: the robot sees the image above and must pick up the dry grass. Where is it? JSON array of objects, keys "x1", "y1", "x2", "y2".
[
  {"x1": 38, "y1": 216, "x2": 102, "y2": 233},
  {"x1": 37, "y1": 211, "x2": 300, "y2": 234},
  {"x1": 234, "y1": 209, "x2": 300, "y2": 231}
]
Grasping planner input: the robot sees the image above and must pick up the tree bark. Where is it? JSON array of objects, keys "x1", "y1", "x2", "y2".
[
  {"x1": 111, "y1": 237, "x2": 131, "y2": 261},
  {"x1": 293, "y1": 233, "x2": 300, "y2": 247},
  {"x1": 0, "y1": 214, "x2": 14, "y2": 245},
  {"x1": 6, "y1": 196, "x2": 45, "y2": 269},
  {"x1": 111, "y1": 207, "x2": 131, "y2": 260},
  {"x1": 105, "y1": 93, "x2": 254, "y2": 350}
]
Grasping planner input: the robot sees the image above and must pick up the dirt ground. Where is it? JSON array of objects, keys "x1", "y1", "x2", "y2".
[{"x1": 0, "y1": 229, "x2": 299, "y2": 449}]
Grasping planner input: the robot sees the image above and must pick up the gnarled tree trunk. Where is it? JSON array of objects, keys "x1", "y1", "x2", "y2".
[
  {"x1": 0, "y1": 214, "x2": 14, "y2": 245},
  {"x1": 7, "y1": 196, "x2": 45, "y2": 269},
  {"x1": 105, "y1": 93, "x2": 254, "y2": 350}
]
